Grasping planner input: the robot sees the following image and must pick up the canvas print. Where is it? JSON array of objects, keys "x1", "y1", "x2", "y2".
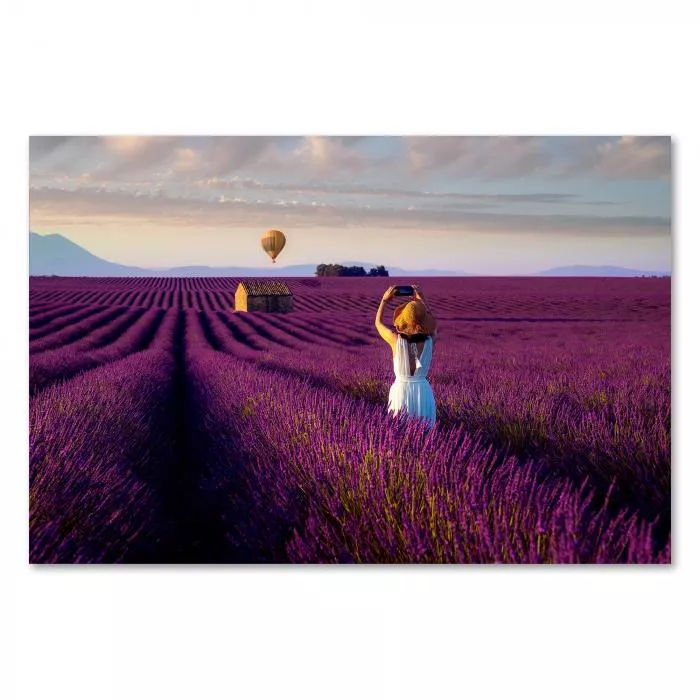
[{"x1": 28, "y1": 136, "x2": 671, "y2": 564}]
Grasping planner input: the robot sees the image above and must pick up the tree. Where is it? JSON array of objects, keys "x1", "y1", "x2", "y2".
[
  {"x1": 316, "y1": 264, "x2": 344, "y2": 277},
  {"x1": 316, "y1": 263, "x2": 389, "y2": 277}
]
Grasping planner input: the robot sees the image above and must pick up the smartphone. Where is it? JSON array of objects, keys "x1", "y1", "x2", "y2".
[{"x1": 394, "y1": 286, "x2": 414, "y2": 296}]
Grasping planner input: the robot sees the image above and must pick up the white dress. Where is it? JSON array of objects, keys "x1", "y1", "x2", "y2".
[{"x1": 387, "y1": 335, "x2": 436, "y2": 427}]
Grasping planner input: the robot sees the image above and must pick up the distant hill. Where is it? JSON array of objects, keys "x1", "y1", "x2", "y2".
[
  {"x1": 29, "y1": 232, "x2": 149, "y2": 276},
  {"x1": 28, "y1": 232, "x2": 466, "y2": 277},
  {"x1": 31, "y1": 233, "x2": 670, "y2": 278},
  {"x1": 536, "y1": 265, "x2": 671, "y2": 277}
]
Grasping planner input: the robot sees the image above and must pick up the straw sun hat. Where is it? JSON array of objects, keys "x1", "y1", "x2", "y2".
[{"x1": 393, "y1": 300, "x2": 437, "y2": 336}]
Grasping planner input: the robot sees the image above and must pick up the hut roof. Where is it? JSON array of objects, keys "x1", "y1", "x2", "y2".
[{"x1": 237, "y1": 280, "x2": 292, "y2": 297}]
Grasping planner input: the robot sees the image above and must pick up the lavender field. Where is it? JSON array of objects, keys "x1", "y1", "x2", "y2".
[{"x1": 28, "y1": 276, "x2": 671, "y2": 564}]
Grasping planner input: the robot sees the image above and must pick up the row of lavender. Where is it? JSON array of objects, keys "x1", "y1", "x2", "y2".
[
  {"x1": 30, "y1": 313, "x2": 183, "y2": 562},
  {"x1": 29, "y1": 308, "x2": 175, "y2": 394},
  {"x1": 30, "y1": 276, "x2": 670, "y2": 319},
  {"x1": 28, "y1": 303, "x2": 374, "y2": 395}
]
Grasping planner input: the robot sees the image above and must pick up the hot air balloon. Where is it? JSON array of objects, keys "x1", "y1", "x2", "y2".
[{"x1": 261, "y1": 229, "x2": 286, "y2": 264}]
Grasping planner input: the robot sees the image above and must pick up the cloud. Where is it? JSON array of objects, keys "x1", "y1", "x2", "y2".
[
  {"x1": 191, "y1": 136, "x2": 288, "y2": 176},
  {"x1": 182, "y1": 136, "x2": 374, "y2": 178},
  {"x1": 100, "y1": 136, "x2": 182, "y2": 175},
  {"x1": 403, "y1": 135, "x2": 671, "y2": 181},
  {"x1": 29, "y1": 136, "x2": 295, "y2": 180},
  {"x1": 28, "y1": 174, "x2": 620, "y2": 215},
  {"x1": 189, "y1": 176, "x2": 606, "y2": 205},
  {"x1": 404, "y1": 136, "x2": 552, "y2": 179},
  {"x1": 292, "y1": 136, "x2": 369, "y2": 173},
  {"x1": 172, "y1": 147, "x2": 203, "y2": 173},
  {"x1": 29, "y1": 135, "x2": 672, "y2": 185},
  {"x1": 191, "y1": 175, "x2": 265, "y2": 190},
  {"x1": 29, "y1": 136, "x2": 103, "y2": 177},
  {"x1": 185, "y1": 136, "x2": 365, "y2": 177},
  {"x1": 594, "y1": 136, "x2": 671, "y2": 179},
  {"x1": 558, "y1": 136, "x2": 671, "y2": 180},
  {"x1": 28, "y1": 135, "x2": 381, "y2": 185},
  {"x1": 29, "y1": 185, "x2": 669, "y2": 238},
  {"x1": 30, "y1": 136, "x2": 85, "y2": 160}
]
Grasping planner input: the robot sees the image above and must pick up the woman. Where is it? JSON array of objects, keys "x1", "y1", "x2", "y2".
[{"x1": 375, "y1": 284, "x2": 437, "y2": 428}]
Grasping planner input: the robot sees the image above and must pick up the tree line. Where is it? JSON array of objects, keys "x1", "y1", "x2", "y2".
[{"x1": 315, "y1": 264, "x2": 389, "y2": 277}]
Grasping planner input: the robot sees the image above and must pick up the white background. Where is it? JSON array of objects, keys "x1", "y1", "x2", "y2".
[{"x1": 2, "y1": 2, "x2": 698, "y2": 699}]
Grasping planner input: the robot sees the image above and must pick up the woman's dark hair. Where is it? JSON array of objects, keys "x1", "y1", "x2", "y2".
[{"x1": 398, "y1": 332, "x2": 429, "y2": 343}]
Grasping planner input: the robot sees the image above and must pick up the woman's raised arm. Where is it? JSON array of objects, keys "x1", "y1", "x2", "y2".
[{"x1": 375, "y1": 286, "x2": 397, "y2": 346}]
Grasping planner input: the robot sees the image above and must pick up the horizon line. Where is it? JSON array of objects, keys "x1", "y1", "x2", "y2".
[{"x1": 27, "y1": 231, "x2": 671, "y2": 277}]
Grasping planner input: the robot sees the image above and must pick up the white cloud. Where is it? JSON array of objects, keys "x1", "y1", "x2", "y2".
[
  {"x1": 172, "y1": 148, "x2": 202, "y2": 173},
  {"x1": 294, "y1": 136, "x2": 367, "y2": 173},
  {"x1": 100, "y1": 136, "x2": 181, "y2": 173},
  {"x1": 29, "y1": 185, "x2": 670, "y2": 238},
  {"x1": 29, "y1": 135, "x2": 672, "y2": 185}
]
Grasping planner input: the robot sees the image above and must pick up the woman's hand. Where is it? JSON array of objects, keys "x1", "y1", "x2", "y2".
[{"x1": 381, "y1": 286, "x2": 397, "y2": 302}]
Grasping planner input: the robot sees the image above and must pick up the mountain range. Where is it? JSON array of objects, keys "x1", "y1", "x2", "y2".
[
  {"x1": 28, "y1": 233, "x2": 466, "y2": 277},
  {"x1": 28, "y1": 232, "x2": 670, "y2": 278}
]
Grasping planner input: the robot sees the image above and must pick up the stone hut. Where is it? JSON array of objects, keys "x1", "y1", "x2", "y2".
[{"x1": 234, "y1": 280, "x2": 294, "y2": 313}]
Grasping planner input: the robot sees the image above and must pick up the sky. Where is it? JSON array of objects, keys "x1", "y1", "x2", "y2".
[{"x1": 28, "y1": 136, "x2": 672, "y2": 274}]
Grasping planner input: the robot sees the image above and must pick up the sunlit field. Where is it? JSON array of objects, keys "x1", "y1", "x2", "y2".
[{"x1": 29, "y1": 276, "x2": 671, "y2": 564}]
